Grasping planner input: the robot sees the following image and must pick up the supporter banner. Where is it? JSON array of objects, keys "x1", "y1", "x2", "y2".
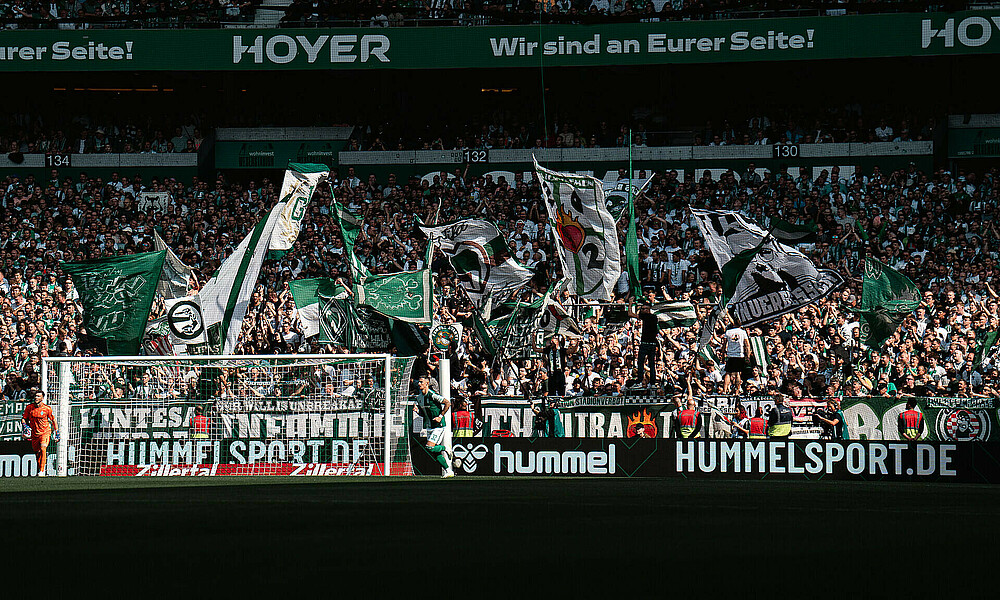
[
  {"x1": 411, "y1": 438, "x2": 1000, "y2": 482},
  {"x1": 841, "y1": 396, "x2": 999, "y2": 442},
  {"x1": 478, "y1": 400, "x2": 677, "y2": 438},
  {"x1": 0, "y1": 13, "x2": 999, "y2": 71}
]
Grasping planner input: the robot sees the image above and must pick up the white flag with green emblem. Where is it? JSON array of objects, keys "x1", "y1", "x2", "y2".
[
  {"x1": 270, "y1": 163, "x2": 329, "y2": 257},
  {"x1": 420, "y1": 219, "x2": 532, "y2": 319},
  {"x1": 534, "y1": 159, "x2": 621, "y2": 301},
  {"x1": 197, "y1": 200, "x2": 286, "y2": 354},
  {"x1": 355, "y1": 269, "x2": 433, "y2": 324}
]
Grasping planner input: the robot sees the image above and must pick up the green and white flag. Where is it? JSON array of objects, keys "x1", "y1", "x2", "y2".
[
  {"x1": 539, "y1": 289, "x2": 582, "y2": 340},
  {"x1": 288, "y1": 278, "x2": 348, "y2": 339},
  {"x1": 769, "y1": 217, "x2": 817, "y2": 244},
  {"x1": 332, "y1": 198, "x2": 370, "y2": 281},
  {"x1": 355, "y1": 269, "x2": 433, "y2": 324},
  {"x1": 692, "y1": 208, "x2": 843, "y2": 327},
  {"x1": 62, "y1": 250, "x2": 167, "y2": 355},
  {"x1": 270, "y1": 163, "x2": 329, "y2": 258},
  {"x1": 420, "y1": 219, "x2": 532, "y2": 319},
  {"x1": 749, "y1": 335, "x2": 770, "y2": 368},
  {"x1": 154, "y1": 230, "x2": 193, "y2": 299},
  {"x1": 697, "y1": 344, "x2": 720, "y2": 366},
  {"x1": 602, "y1": 176, "x2": 653, "y2": 221},
  {"x1": 535, "y1": 159, "x2": 621, "y2": 301},
  {"x1": 197, "y1": 200, "x2": 286, "y2": 354},
  {"x1": 974, "y1": 330, "x2": 1000, "y2": 368},
  {"x1": 851, "y1": 258, "x2": 920, "y2": 349},
  {"x1": 652, "y1": 301, "x2": 697, "y2": 329}
]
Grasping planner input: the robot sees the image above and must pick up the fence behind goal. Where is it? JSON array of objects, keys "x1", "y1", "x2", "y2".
[{"x1": 42, "y1": 355, "x2": 415, "y2": 477}]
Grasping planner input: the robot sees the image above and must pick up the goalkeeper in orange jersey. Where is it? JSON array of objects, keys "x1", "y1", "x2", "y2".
[{"x1": 21, "y1": 389, "x2": 58, "y2": 477}]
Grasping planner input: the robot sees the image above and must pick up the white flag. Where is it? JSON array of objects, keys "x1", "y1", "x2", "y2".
[
  {"x1": 534, "y1": 159, "x2": 621, "y2": 301},
  {"x1": 270, "y1": 163, "x2": 329, "y2": 256},
  {"x1": 154, "y1": 230, "x2": 193, "y2": 299},
  {"x1": 197, "y1": 200, "x2": 286, "y2": 354},
  {"x1": 691, "y1": 208, "x2": 843, "y2": 327},
  {"x1": 420, "y1": 219, "x2": 533, "y2": 319}
]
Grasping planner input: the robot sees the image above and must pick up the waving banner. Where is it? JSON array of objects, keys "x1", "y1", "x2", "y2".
[
  {"x1": 355, "y1": 269, "x2": 432, "y2": 324},
  {"x1": 270, "y1": 163, "x2": 329, "y2": 257},
  {"x1": 602, "y1": 177, "x2": 652, "y2": 221},
  {"x1": 851, "y1": 258, "x2": 921, "y2": 348},
  {"x1": 535, "y1": 159, "x2": 621, "y2": 301},
  {"x1": 691, "y1": 208, "x2": 843, "y2": 326},
  {"x1": 421, "y1": 219, "x2": 532, "y2": 320},
  {"x1": 62, "y1": 250, "x2": 167, "y2": 355}
]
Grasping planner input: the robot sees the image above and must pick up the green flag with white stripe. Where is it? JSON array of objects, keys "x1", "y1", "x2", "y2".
[
  {"x1": 652, "y1": 301, "x2": 697, "y2": 329},
  {"x1": 332, "y1": 198, "x2": 370, "y2": 281},
  {"x1": 749, "y1": 335, "x2": 770, "y2": 368},
  {"x1": 697, "y1": 345, "x2": 720, "y2": 366}
]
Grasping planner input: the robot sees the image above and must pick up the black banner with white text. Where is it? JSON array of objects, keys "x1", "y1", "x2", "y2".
[{"x1": 412, "y1": 438, "x2": 1000, "y2": 482}]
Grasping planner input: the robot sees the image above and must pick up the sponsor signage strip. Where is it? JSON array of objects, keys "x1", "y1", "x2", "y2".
[
  {"x1": 0, "y1": 12, "x2": 997, "y2": 72},
  {"x1": 413, "y1": 438, "x2": 1000, "y2": 482}
]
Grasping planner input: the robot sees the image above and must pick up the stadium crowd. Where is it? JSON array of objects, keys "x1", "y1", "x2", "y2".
[
  {"x1": 0, "y1": 0, "x2": 255, "y2": 28},
  {"x1": 1, "y1": 157, "x2": 999, "y2": 405},
  {"x1": 2, "y1": 113, "x2": 208, "y2": 156},
  {"x1": 350, "y1": 110, "x2": 938, "y2": 151},
  {"x1": 2, "y1": 108, "x2": 935, "y2": 156},
  {"x1": 0, "y1": 0, "x2": 969, "y2": 28}
]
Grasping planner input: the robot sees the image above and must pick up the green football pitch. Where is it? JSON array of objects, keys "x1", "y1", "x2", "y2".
[{"x1": 4, "y1": 477, "x2": 998, "y2": 594}]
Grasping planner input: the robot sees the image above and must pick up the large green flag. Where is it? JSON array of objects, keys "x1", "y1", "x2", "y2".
[
  {"x1": 355, "y1": 270, "x2": 433, "y2": 324},
  {"x1": 332, "y1": 199, "x2": 370, "y2": 281},
  {"x1": 853, "y1": 258, "x2": 921, "y2": 348},
  {"x1": 62, "y1": 250, "x2": 167, "y2": 355}
]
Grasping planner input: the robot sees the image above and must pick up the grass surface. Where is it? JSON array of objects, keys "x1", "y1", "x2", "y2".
[{"x1": 4, "y1": 477, "x2": 999, "y2": 594}]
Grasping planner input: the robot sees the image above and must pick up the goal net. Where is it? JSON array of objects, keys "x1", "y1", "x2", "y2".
[{"x1": 42, "y1": 354, "x2": 415, "y2": 477}]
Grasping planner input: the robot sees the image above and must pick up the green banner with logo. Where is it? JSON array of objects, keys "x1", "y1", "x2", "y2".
[
  {"x1": 0, "y1": 12, "x2": 998, "y2": 72},
  {"x1": 841, "y1": 396, "x2": 998, "y2": 442}
]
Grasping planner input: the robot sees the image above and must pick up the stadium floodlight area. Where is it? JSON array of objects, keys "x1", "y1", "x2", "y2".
[{"x1": 42, "y1": 355, "x2": 414, "y2": 477}]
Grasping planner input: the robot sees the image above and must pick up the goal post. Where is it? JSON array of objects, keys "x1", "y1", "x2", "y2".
[{"x1": 41, "y1": 354, "x2": 415, "y2": 477}]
